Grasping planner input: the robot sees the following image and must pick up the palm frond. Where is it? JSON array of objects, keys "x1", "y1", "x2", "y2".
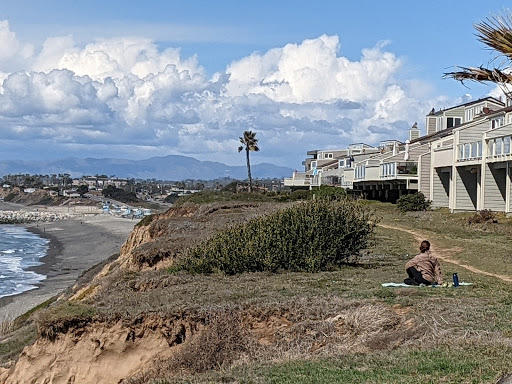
[
  {"x1": 444, "y1": 65, "x2": 512, "y2": 98},
  {"x1": 444, "y1": 66, "x2": 512, "y2": 84},
  {"x1": 475, "y1": 13, "x2": 512, "y2": 59}
]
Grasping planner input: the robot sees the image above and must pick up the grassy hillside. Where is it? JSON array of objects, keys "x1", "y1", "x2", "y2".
[{"x1": 2, "y1": 201, "x2": 512, "y2": 383}]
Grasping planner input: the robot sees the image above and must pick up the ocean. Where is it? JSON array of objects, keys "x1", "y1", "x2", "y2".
[{"x1": 0, "y1": 225, "x2": 49, "y2": 299}]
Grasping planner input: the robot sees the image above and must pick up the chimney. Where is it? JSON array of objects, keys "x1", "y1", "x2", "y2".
[{"x1": 409, "y1": 122, "x2": 420, "y2": 141}]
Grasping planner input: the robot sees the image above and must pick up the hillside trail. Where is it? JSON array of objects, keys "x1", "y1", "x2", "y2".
[{"x1": 379, "y1": 223, "x2": 512, "y2": 283}]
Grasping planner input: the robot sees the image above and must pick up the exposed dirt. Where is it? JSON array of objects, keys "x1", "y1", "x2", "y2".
[{"x1": 0, "y1": 302, "x2": 420, "y2": 384}]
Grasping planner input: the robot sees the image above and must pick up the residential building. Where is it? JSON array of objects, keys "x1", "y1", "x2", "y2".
[{"x1": 285, "y1": 96, "x2": 512, "y2": 212}]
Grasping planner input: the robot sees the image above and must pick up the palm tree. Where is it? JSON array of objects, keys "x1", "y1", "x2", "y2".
[
  {"x1": 445, "y1": 13, "x2": 512, "y2": 98},
  {"x1": 238, "y1": 130, "x2": 260, "y2": 192}
]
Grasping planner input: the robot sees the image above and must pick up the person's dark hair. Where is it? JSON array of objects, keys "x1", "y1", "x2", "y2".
[{"x1": 420, "y1": 240, "x2": 430, "y2": 253}]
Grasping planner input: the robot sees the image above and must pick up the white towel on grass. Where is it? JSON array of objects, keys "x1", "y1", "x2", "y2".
[{"x1": 381, "y1": 282, "x2": 472, "y2": 288}]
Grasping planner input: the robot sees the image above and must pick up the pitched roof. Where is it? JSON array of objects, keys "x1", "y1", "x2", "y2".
[{"x1": 427, "y1": 96, "x2": 504, "y2": 116}]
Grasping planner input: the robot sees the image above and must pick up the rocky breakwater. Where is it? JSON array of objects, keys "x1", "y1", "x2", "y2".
[{"x1": 0, "y1": 210, "x2": 73, "y2": 224}]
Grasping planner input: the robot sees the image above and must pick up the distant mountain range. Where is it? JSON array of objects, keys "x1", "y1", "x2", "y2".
[{"x1": 0, "y1": 155, "x2": 294, "y2": 181}]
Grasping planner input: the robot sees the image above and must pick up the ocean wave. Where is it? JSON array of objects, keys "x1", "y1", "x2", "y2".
[{"x1": 0, "y1": 225, "x2": 48, "y2": 298}]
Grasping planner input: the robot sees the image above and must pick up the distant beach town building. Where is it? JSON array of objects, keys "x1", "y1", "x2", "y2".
[
  {"x1": 74, "y1": 176, "x2": 128, "y2": 190},
  {"x1": 285, "y1": 96, "x2": 512, "y2": 213}
]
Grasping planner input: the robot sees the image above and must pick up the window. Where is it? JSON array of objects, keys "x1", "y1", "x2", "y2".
[
  {"x1": 504, "y1": 136, "x2": 511, "y2": 154},
  {"x1": 447, "y1": 117, "x2": 462, "y2": 128},
  {"x1": 491, "y1": 117, "x2": 504, "y2": 129},
  {"x1": 338, "y1": 159, "x2": 345, "y2": 167},
  {"x1": 459, "y1": 145, "x2": 464, "y2": 160},
  {"x1": 436, "y1": 117, "x2": 443, "y2": 131},
  {"x1": 496, "y1": 138, "x2": 503, "y2": 155},
  {"x1": 471, "y1": 142, "x2": 477, "y2": 158},
  {"x1": 477, "y1": 141, "x2": 482, "y2": 157},
  {"x1": 464, "y1": 144, "x2": 470, "y2": 159},
  {"x1": 324, "y1": 153, "x2": 333, "y2": 159},
  {"x1": 465, "y1": 109, "x2": 473, "y2": 122},
  {"x1": 311, "y1": 161, "x2": 317, "y2": 169}
]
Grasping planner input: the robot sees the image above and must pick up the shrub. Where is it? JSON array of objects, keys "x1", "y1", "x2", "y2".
[
  {"x1": 288, "y1": 189, "x2": 310, "y2": 200},
  {"x1": 136, "y1": 214, "x2": 155, "y2": 227},
  {"x1": 311, "y1": 185, "x2": 347, "y2": 200},
  {"x1": 468, "y1": 209, "x2": 497, "y2": 224},
  {"x1": 396, "y1": 192, "x2": 431, "y2": 212},
  {"x1": 3, "y1": 192, "x2": 16, "y2": 202},
  {"x1": 164, "y1": 193, "x2": 179, "y2": 204},
  {"x1": 181, "y1": 198, "x2": 377, "y2": 274},
  {"x1": 173, "y1": 191, "x2": 273, "y2": 206}
]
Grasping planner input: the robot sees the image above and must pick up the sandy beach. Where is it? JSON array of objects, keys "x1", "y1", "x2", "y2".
[{"x1": 0, "y1": 201, "x2": 139, "y2": 320}]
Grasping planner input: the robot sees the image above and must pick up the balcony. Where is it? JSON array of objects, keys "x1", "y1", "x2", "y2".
[
  {"x1": 283, "y1": 172, "x2": 312, "y2": 187},
  {"x1": 380, "y1": 162, "x2": 418, "y2": 179},
  {"x1": 487, "y1": 136, "x2": 511, "y2": 160},
  {"x1": 457, "y1": 141, "x2": 482, "y2": 162}
]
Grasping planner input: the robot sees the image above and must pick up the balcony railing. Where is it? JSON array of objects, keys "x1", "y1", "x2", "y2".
[
  {"x1": 457, "y1": 141, "x2": 482, "y2": 161},
  {"x1": 487, "y1": 136, "x2": 511, "y2": 158},
  {"x1": 380, "y1": 162, "x2": 417, "y2": 178}
]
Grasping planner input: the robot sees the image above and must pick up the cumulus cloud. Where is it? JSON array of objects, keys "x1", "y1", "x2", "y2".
[{"x1": 0, "y1": 20, "x2": 468, "y2": 166}]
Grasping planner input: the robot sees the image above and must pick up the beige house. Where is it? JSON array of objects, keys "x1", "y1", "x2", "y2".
[{"x1": 286, "y1": 96, "x2": 512, "y2": 212}]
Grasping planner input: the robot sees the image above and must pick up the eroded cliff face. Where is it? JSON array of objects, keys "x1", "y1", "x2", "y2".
[
  {"x1": 1, "y1": 316, "x2": 204, "y2": 384},
  {"x1": 1, "y1": 202, "x2": 302, "y2": 383}
]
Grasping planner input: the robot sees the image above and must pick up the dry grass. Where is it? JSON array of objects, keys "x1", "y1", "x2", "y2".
[
  {"x1": 0, "y1": 318, "x2": 14, "y2": 336},
  {"x1": 5, "y1": 201, "x2": 512, "y2": 383}
]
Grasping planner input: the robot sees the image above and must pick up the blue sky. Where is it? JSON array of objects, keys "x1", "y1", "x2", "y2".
[{"x1": 0, "y1": 1, "x2": 509, "y2": 168}]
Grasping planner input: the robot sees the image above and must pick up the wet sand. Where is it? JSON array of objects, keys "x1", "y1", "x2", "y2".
[{"x1": 0, "y1": 202, "x2": 139, "y2": 320}]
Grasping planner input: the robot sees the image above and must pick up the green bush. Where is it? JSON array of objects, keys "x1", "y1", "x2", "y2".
[
  {"x1": 181, "y1": 198, "x2": 377, "y2": 274},
  {"x1": 173, "y1": 191, "x2": 273, "y2": 206},
  {"x1": 3, "y1": 192, "x2": 16, "y2": 202},
  {"x1": 164, "y1": 193, "x2": 180, "y2": 204},
  {"x1": 396, "y1": 192, "x2": 431, "y2": 212},
  {"x1": 311, "y1": 185, "x2": 347, "y2": 200}
]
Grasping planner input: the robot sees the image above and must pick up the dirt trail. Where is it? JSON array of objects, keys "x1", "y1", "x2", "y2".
[{"x1": 379, "y1": 223, "x2": 512, "y2": 283}]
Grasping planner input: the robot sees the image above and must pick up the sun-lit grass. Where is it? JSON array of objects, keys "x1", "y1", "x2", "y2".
[{"x1": 4, "y1": 200, "x2": 512, "y2": 382}]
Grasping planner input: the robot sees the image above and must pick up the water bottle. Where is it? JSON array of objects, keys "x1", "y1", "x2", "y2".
[{"x1": 452, "y1": 273, "x2": 459, "y2": 287}]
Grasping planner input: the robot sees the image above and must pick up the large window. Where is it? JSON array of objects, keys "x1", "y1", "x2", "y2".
[{"x1": 447, "y1": 117, "x2": 462, "y2": 128}]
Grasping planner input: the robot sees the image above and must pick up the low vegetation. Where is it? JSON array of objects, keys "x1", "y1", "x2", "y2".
[
  {"x1": 101, "y1": 185, "x2": 139, "y2": 203},
  {"x1": 182, "y1": 198, "x2": 376, "y2": 274},
  {"x1": 4, "y1": 199, "x2": 512, "y2": 383},
  {"x1": 396, "y1": 191, "x2": 431, "y2": 212},
  {"x1": 467, "y1": 209, "x2": 497, "y2": 224},
  {"x1": 173, "y1": 186, "x2": 347, "y2": 207}
]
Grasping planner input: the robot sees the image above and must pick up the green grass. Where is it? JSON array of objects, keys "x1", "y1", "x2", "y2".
[
  {"x1": 6, "y1": 200, "x2": 512, "y2": 383},
  {"x1": 220, "y1": 346, "x2": 511, "y2": 384}
]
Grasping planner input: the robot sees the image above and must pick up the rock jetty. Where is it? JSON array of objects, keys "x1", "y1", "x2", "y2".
[{"x1": 0, "y1": 210, "x2": 73, "y2": 224}]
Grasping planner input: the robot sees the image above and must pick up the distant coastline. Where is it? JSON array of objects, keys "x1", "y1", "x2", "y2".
[{"x1": 0, "y1": 202, "x2": 138, "y2": 320}]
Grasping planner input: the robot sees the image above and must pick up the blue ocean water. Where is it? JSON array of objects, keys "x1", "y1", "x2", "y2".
[{"x1": 0, "y1": 225, "x2": 49, "y2": 299}]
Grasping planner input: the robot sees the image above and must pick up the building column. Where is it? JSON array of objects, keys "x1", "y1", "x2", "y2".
[{"x1": 506, "y1": 161, "x2": 511, "y2": 214}]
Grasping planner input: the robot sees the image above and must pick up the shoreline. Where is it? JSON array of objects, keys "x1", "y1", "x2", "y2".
[{"x1": 0, "y1": 207, "x2": 138, "y2": 320}]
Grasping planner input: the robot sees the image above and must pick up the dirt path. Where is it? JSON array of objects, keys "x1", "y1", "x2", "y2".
[{"x1": 379, "y1": 223, "x2": 512, "y2": 283}]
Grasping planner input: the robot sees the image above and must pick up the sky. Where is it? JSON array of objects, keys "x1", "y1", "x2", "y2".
[{"x1": 0, "y1": 0, "x2": 510, "y2": 168}]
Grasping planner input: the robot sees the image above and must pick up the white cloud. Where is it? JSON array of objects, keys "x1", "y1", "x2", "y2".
[
  {"x1": 0, "y1": 21, "x2": 34, "y2": 72},
  {"x1": 0, "y1": 20, "x2": 470, "y2": 167}
]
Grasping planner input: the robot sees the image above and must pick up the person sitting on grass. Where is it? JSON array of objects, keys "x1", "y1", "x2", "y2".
[{"x1": 404, "y1": 240, "x2": 443, "y2": 286}]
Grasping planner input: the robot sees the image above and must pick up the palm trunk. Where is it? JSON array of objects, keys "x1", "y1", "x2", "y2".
[{"x1": 246, "y1": 148, "x2": 252, "y2": 192}]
